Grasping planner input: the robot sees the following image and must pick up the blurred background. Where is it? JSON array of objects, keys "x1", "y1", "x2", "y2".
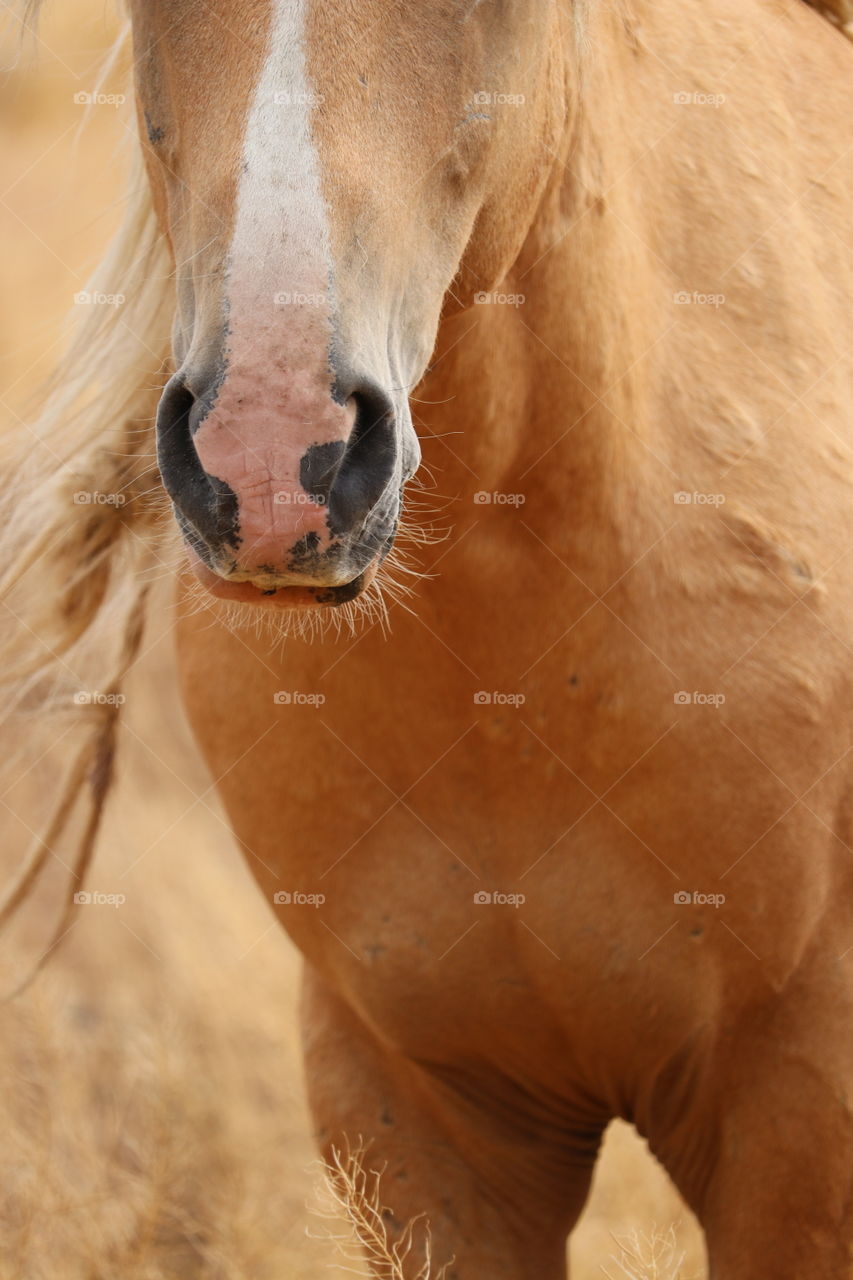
[{"x1": 0, "y1": 5, "x2": 705, "y2": 1277}]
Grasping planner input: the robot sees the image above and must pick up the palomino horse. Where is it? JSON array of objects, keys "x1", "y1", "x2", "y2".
[{"x1": 4, "y1": 0, "x2": 853, "y2": 1276}]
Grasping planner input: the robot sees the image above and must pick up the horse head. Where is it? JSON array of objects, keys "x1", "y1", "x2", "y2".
[{"x1": 136, "y1": 0, "x2": 567, "y2": 606}]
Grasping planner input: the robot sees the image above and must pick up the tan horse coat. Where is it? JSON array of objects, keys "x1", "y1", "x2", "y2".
[{"x1": 4, "y1": 0, "x2": 853, "y2": 1276}]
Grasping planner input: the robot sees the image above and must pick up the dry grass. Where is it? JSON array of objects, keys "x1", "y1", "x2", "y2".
[
  {"x1": 311, "y1": 1146, "x2": 448, "y2": 1280},
  {"x1": 0, "y1": 4, "x2": 707, "y2": 1278},
  {"x1": 602, "y1": 1228, "x2": 694, "y2": 1280}
]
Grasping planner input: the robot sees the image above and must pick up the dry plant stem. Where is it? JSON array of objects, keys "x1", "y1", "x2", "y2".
[{"x1": 312, "y1": 1143, "x2": 450, "y2": 1280}]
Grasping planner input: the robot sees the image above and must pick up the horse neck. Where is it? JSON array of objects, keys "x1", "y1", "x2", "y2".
[
  {"x1": 420, "y1": 0, "x2": 850, "y2": 588},
  {"x1": 421, "y1": 48, "x2": 670, "y2": 585}
]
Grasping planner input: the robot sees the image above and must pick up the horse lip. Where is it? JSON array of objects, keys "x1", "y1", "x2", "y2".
[
  {"x1": 185, "y1": 545, "x2": 378, "y2": 608},
  {"x1": 216, "y1": 565, "x2": 349, "y2": 591}
]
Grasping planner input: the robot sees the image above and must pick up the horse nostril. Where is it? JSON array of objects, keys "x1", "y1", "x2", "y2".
[
  {"x1": 323, "y1": 383, "x2": 398, "y2": 534},
  {"x1": 156, "y1": 377, "x2": 196, "y2": 498},
  {"x1": 156, "y1": 374, "x2": 239, "y2": 555},
  {"x1": 158, "y1": 378, "x2": 195, "y2": 444}
]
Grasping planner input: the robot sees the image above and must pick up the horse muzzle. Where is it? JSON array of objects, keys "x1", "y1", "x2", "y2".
[{"x1": 156, "y1": 368, "x2": 417, "y2": 607}]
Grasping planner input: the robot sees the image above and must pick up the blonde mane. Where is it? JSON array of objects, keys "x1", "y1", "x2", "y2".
[{"x1": 0, "y1": 10, "x2": 174, "y2": 980}]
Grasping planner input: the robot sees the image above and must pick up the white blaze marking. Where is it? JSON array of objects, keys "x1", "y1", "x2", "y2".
[
  {"x1": 229, "y1": 0, "x2": 333, "y2": 328},
  {"x1": 191, "y1": 0, "x2": 350, "y2": 572}
]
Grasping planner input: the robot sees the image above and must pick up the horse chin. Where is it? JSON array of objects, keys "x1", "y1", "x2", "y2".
[{"x1": 186, "y1": 550, "x2": 378, "y2": 609}]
